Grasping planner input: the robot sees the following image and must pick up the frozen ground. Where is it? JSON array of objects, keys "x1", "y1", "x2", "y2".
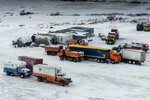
[{"x1": 0, "y1": 0, "x2": 150, "y2": 100}]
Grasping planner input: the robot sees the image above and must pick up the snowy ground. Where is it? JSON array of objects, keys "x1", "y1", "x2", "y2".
[{"x1": 0, "y1": 0, "x2": 150, "y2": 100}]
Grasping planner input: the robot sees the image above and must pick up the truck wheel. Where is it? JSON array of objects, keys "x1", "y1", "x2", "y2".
[
  {"x1": 111, "y1": 60, "x2": 115, "y2": 64},
  {"x1": 6, "y1": 72, "x2": 11, "y2": 76},
  {"x1": 10, "y1": 73, "x2": 14, "y2": 76},
  {"x1": 60, "y1": 57, "x2": 64, "y2": 60},
  {"x1": 59, "y1": 80, "x2": 66, "y2": 86},
  {"x1": 20, "y1": 74, "x2": 25, "y2": 78},
  {"x1": 73, "y1": 58, "x2": 77, "y2": 62},
  {"x1": 43, "y1": 78, "x2": 48, "y2": 83},
  {"x1": 97, "y1": 59, "x2": 100, "y2": 63},
  {"x1": 37, "y1": 77, "x2": 42, "y2": 82},
  {"x1": 51, "y1": 52, "x2": 55, "y2": 56}
]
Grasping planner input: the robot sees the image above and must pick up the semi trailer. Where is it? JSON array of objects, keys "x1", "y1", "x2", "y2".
[{"x1": 68, "y1": 44, "x2": 121, "y2": 64}]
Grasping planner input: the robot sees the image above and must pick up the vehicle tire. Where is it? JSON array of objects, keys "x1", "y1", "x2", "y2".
[
  {"x1": 20, "y1": 74, "x2": 25, "y2": 78},
  {"x1": 97, "y1": 59, "x2": 100, "y2": 63},
  {"x1": 73, "y1": 58, "x2": 77, "y2": 62},
  {"x1": 60, "y1": 56, "x2": 64, "y2": 60},
  {"x1": 59, "y1": 80, "x2": 66, "y2": 86},
  {"x1": 111, "y1": 60, "x2": 115, "y2": 64},
  {"x1": 43, "y1": 78, "x2": 48, "y2": 83},
  {"x1": 10, "y1": 73, "x2": 14, "y2": 76},
  {"x1": 101, "y1": 59, "x2": 104, "y2": 63},
  {"x1": 37, "y1": 77, "x2": 43, "y2": 82},
  {"x1": 6, "y1": 72, "x2": 11, "y2": 76}
]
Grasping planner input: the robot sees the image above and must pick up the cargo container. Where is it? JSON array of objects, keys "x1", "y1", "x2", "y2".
[
  {"x1": 33, "y1": 64, "x2": 72, "y2": 86},
  {"x1": 121, "y1": 49, "x2": 146, "y2": 65},
  {"x1": 18, "y1": 56, "x2": 43, "y2": 72},
  {"x1": 68, "y1": 44, "x2": 121, "y2": 64},
  {"x1": 3, "y1": 61, "x2": 31, "y2": 78}
]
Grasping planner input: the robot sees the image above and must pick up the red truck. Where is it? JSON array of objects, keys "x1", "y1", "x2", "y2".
[
  {"x1": 45, "y1": 45, "x2": 63, "y2": 55},
  {"x1": 111, "y1": 29, "x2": 119, "y2": 39},
  {"x1": 66, "y1": 39, "x2": 88, "y2": 45},
  {"x1": 18, "y1": 56, "x2": 43, "y2": 72},
  {"x1": 58, "y1": 47, "x2": 84, "y2": 62}
]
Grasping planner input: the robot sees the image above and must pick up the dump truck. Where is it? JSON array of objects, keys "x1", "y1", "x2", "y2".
[
  {"x1": 66, "y1": 39, "x2": 88, "y2": 45},
  {"x1": 3, "y1": 61, "x2": 32, "y2": 78},
  {"x1": 45, "y1": 45, "x2": 63, "y2": 55},
  {"x1": 68, "y1": 44, "x2": 121, "y2": 64},
  {"x1": 121, "y1": 49, "x2": 146, "y2": 65},
  {"x1": 58, "y1": 47, "x2": 84, "y2": 62},
  {"x1": 32, "y1": 64, "x2": 72, "y2": 86},
  {"x1": 18, "y1": 56, "x2": 43, "y2": 72}
]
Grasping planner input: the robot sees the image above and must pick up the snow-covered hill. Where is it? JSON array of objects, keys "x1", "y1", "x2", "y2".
[{"x1": 0, "y1": 0, "x2": 150, "y2": 100}]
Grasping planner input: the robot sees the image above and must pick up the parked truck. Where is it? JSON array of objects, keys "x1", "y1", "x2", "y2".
[
  {"x1": 106, "y1": 29, "x2": 119, "y2": 45},
  {"x1": 68, "y1": 44, "x2": 121, "y2": 64},
  {"x1": 143, "y1": 23, "x2": 150, "y2": 31},
  {"x1": 58, "y1": 47, "x2": 84, "y2": 62},
  {"x1": 66, "y1": 39, "x2": 88, "y2": 45},
  {"x1": 121, "y1": 49, "x2": 146, "y2": 65},
  {"x1": 137, "y1": 23, "x2": 144, "y2": 31},
  {"x1": 3, "y1": 61, "x2": 32, "y2": 78},
  {"x1": 18, "y1": 56, "x2": 43, "y2": 72},
  {"x1": 45, "y1": 45, "x2": 63, "y2": 55},
  {"x1": 32, "y1": 64, "x2": 72, "y2": 86}
]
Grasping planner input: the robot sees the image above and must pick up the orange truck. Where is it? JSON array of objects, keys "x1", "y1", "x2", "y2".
[
  {"x1": 32, "y1": 64, "x2": 72, "y2": 86},
  {"x1": 45, "y1": 45, "x2": 63, "y2": 55},
  {"x1": 66, "y1": 39, "x2": 88, "y2": 45},
  {"x1": 58, "y1": 48, "x2": 84, "y2": 62}
]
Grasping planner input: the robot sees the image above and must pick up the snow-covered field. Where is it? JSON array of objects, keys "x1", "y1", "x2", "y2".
[{"x1": 0, "y1": 0, "x2": 150, "y2": 100}]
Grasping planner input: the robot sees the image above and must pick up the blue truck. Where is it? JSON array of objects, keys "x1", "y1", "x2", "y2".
[
  {"x1": 3, "y1": 61, "x2": 31, "y2": 78},
  {"x1": 137, "y1": 23, "x2": 144, "y2": 31},
  {"x1": 68, "y1": 44, "x2": 121, "y2": 64}
]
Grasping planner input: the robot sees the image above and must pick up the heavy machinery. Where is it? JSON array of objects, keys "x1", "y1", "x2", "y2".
[
  {"x1": 143, "y1": 23, "x2": 150, "y2": 31},
  {"x1": 121, "y1": 49, "x2": 146, "y2": 65},
  {"x1": 137, "y1": 23, "x2": 144, "y2": 31},
  {"x1": 45, "y1": 45, "x2": 63, "y2": 55},
  {"x1": 33, "y1": 64, "x2": 72, "y2": 86},
  {"x1": 66, "y1": 39, "x2": 88, "y2": 45},
  {"x1": 112, "y1": 42, "x2": 149, "y2": 52},
  {"x1": 58, "y1": 47, "x2": 84, "y2": 62},
  {"x1": 3, "y1": 61, "x2": 32, "y2": 78},
  {"x1": 68, "y1": 44, "x2": 121, "y2": 64},
  {"x1": 106, "y1": 29, "x2": 119, "y2": 45}
]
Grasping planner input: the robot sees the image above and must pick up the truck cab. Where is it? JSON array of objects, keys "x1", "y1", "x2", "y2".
[
  {"x1": 137, "y1": 23, "x2": 144, "y2": 31},
  {"x1": 106, "y1": 32, "x2": 116, "y2": 44},
  {"x1": 3, "y1": 61, "x2": 31, "y2": 78},
  {"x1": 143, "y1": 23, "x2": 150, "y2": 31},
  {"x1": 142, "y1": 43, "x2": 149, "y2": 52},
  {"x1": 109, "y1": 50, "x2": 121, "y2": 64}
]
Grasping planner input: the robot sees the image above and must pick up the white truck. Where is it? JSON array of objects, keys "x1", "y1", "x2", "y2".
[
  {"x1": 3, "y1": 61, "x2": 32, "y2": 78},
  {"x1": 32, "y1": 64, "x2": 72, "y2": 86},
  {"x1": 121, "y1": 49, "x2": 146, "y2": 65}
]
